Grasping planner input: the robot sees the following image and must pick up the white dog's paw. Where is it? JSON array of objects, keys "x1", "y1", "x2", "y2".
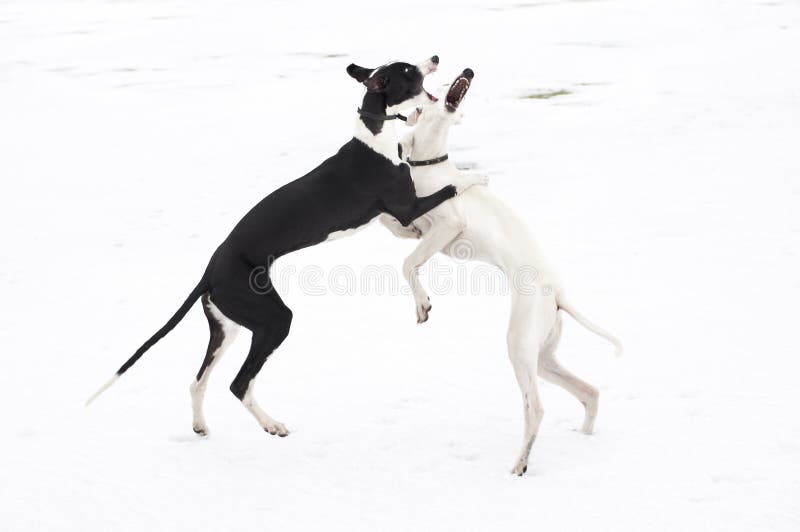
[
  {"x1": 399, "y1": 225, "x2": 422, "y2": 239},
  {"x1": 456, "y1": 173, "x2": 489, "y2": 194},
  {"x1": 380, "y1": 215, "x2": 421, "y2": 239},
  {"x1": 192, "y1": 423, "x2": 209, "y2": 437},
  {"x1": 511, "y1": 459, "x2": 528, "y2": 476},
  {"x1": 263, "y1": 420, "x2": 290, "y2": 437},
  {"x1": 416, "y1": 297, "x2": 432, "y2": 324}
]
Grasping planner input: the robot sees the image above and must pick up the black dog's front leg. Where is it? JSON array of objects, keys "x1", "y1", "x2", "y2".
[{"x1": 382, "y1": 184, "x2": 457, "y2": 226}]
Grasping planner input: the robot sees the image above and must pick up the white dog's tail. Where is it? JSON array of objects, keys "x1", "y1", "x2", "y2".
[{"x1": 557, "y1": 299, "x2": 623, "y2": 357}]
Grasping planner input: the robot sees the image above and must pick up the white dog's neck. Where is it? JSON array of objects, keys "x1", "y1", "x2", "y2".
[
  {"x1": 409, "y1": 120, "x2": 450, "y2": 162},
  {"x1": 353, "y1": 92, "x2": 402, "y2": 165}
]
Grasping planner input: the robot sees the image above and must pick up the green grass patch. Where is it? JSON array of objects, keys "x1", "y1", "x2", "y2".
[{"x1": 520, "y1": 89, "x2": 572, "y2": 99}]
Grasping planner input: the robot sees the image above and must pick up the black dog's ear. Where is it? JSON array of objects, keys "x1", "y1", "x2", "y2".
[
  {"x1": 364, "y1": 75, "x2": 387, "y2": 93},
  {"x1": 347, "y1": 63, "x2": 373, "y2": 83}
]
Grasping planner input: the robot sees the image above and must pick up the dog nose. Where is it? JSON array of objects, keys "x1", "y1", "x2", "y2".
[
  {"x1": 463, "y1": 68, "x2": 474, "y2": 79},
  {"x1": 431, "y1": 55, "x2": 439, "y2": 65}
]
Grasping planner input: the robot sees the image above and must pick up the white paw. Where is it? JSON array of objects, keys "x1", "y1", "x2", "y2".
[
  {"x1": 457, "y1": 174, "x2": 489, "y2": 194},
  {"x1": 263, "y1": 420, "x2": 290, "y2": 437},
  {"x1": 511, "y1": 460, "x2": 528, "y2": 476},
  {"x1": 192, "y1": 423, "x2": 209, "y2": 436},
  {"x1": 399, "y1": 225, "x2": 422, "y2": 239},
  {"x1": 415, "y1": 297, "x2": 432, "y2": 323}
]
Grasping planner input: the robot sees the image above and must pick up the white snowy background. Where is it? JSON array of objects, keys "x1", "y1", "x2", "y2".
[{"x1": 2, "y1": 0, "x2": 799, "y2": 530}]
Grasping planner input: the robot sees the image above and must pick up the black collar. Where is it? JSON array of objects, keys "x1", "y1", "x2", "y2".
[
  {"x1": 407, "y1": 153, "x2": 449, "y2": 167},
  {"x1": 357, "y1": 108, "x2": 407, "y2": 122}
]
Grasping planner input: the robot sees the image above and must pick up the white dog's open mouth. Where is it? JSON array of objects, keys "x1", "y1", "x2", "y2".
[{"x1": 445, "y1": 69, "x2": 473, "y2": 112}]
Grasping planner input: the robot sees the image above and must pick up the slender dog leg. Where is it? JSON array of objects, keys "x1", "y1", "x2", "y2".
[
  {"x1": 229, "y1": 297, "x2": 293, "y2": 437},
  {"x1": 507, "y1": 296, "x2": 555, "y2": 476},
  {"x1": 403, "y1": 219, "x2": 465, "y2": 323},
  {"x1": 538, "y1": 315, "x2": 600, "y2": 434},
  {"x1": 190, "y1": 294, "x2": 240, "y2": 435},
  {"x1": 508, "y1": 341, "x2": 544, "y2": 476}
]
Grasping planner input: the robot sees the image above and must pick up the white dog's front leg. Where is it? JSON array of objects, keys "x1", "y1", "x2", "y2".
[
  {"x1": 403, "y1": 219, "x2": 465, "y2": 323},
  {"x1": 454, "y1": 172, "x2": 489, "y2": 194}
]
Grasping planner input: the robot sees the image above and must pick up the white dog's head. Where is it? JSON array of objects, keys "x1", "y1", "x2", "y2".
[
  {"x1": 401, "y1": 68, "x2": 474, "y2": 161},
  {"x1": 406, "y1": 68, "x2": 473, "y2": 127}
]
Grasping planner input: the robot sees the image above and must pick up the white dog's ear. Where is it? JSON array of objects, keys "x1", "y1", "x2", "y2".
[{"x1": 399, "y1": 131, "x2": 414, "y2": 161}]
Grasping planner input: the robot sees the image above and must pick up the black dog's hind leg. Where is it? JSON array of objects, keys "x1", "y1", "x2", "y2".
[
  {"x1": 229, "y1": 294, "x2": 293, "y2": 437},
  {"x1": 190, "y1": 293, "x2": 240, "y2": 436}
]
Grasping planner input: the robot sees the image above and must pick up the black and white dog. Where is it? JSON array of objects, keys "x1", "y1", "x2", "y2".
[{"x1": 88, "y1": 56, "x2": 485, "y2": 437}]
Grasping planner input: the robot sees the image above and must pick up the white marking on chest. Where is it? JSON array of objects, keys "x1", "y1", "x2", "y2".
[{"x1": 353, "y1": 117, "x2": 402, "y2": 165}]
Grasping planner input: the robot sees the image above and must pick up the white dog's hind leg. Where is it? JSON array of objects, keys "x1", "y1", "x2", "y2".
[
  {"x1": 190, "y1": 295, "x2": 240, "y2": 435},
  {"x1": 402, "y1": 219, "x2": 464, "y2": 323},
  {"x1": 507, "y1": 298, "x2": 550, "y2": 476},
  {"x1": 537, "y1": 315, "x2": 600, "y2": 434},
  {"x1": 508, "y1": 340, "x2": 544, "y2": 476}
]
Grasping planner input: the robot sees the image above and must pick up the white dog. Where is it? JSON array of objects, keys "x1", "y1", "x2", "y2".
[{"x1": 380, "y1": 68, "x2": 622, "y2": 476}]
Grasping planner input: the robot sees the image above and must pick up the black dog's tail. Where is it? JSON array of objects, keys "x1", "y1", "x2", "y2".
[{"x1": 85, "y1": 278, "x2": 209, "y2": 406}]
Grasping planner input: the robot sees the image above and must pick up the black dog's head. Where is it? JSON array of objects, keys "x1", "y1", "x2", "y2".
[{"x1": 347, "y1": 56, "x2": 440, "y2": 113}]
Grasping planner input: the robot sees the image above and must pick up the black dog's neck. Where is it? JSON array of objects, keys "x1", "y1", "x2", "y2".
[{"x1": 358, "y1": 92, "x2": 388, "y2": 135}]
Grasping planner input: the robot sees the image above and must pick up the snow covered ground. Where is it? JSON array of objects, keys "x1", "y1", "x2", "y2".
[{"x1": 2, "y1": 0, "x2": 799, "y2": 530}]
